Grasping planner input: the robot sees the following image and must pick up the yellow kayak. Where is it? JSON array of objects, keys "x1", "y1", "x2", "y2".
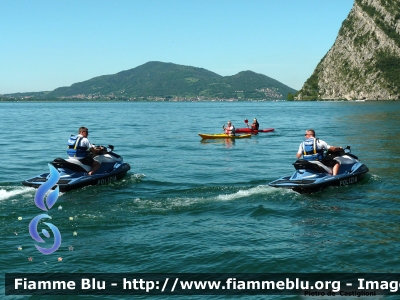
[{"x1": 198, "y1": 133, "x2": 252, "y2": 139}]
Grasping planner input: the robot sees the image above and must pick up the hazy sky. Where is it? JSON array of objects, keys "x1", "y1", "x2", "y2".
[{"x1": 0, "y1": 0, "x2": 354, "y2": 94}]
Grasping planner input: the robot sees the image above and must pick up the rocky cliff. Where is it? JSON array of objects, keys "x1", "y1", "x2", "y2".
[{"x1": 297, "y1": 0, "x2": 400, "y2": 100}]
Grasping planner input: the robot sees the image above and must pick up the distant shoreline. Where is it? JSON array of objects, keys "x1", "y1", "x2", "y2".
[{"x1": 0, "y1": 98, "x2": 397, "y2": 103}]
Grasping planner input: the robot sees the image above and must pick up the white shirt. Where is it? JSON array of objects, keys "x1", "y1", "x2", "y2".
[
  {"x1": 77, "y1": 134, "x2": 92, "y2": 149},
  {"x1": 68, "y1": 134, "x2": 93, "y2": 159},
  {"x1": 297, "y1": 138, "x2": 330, "y2": 155}
]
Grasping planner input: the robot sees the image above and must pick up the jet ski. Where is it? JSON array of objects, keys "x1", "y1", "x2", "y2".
[
  {"x1": 22, "y1": 145, "x2": 131, "y2": 192},
  {"x1": 268, "y1": 146, "x2": 369, "y2": 193}
]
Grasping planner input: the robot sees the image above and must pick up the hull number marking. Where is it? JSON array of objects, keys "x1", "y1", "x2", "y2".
[
  {"x1": 97, "y1": 176, "x2": 117, "y2": 185},
  {"x1": 340, "y1": 176, "x2": 357, "y2": 186}
]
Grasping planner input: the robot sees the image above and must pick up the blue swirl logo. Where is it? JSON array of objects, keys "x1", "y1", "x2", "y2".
[{"x1": 29, "y1": 164, "x2": 62, "y2": 255}]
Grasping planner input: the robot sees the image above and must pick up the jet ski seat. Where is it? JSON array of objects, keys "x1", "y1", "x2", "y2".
[
  {"x1": 51, "y1": 158, "x2": 92, "y2": 172},
  {"x1": 293, "y1": 159, "x2": 333, "y2": 174}
]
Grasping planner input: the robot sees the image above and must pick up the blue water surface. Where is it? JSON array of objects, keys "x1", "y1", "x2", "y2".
[{"x1": 1, "y1": 100, "x2": 400, "y2": 299}]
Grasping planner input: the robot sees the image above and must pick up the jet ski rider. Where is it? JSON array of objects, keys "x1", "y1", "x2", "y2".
[
  {"x1": 67, "y1": 127, "x2": 104, "y2": 176},
  {"x1": 223, "y1": 121, "x2": 236, "y2": 136},
  {"x1": 296, "y1": 129, "x2": 343, "y2": 176}
]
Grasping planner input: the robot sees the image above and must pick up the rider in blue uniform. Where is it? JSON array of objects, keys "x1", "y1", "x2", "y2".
[
  {"x1": 296, "y1": 129, "x2": 342, "y2": 175},
  {"x1": 67, "y1": 127, "x2": 104, "y2": 175}
]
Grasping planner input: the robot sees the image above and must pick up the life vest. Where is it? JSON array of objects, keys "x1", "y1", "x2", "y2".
[
  {"x1": 302, "y1": 138, "x2": 324, "y2": 161},
  {"x1": 225, "y1": 125, "x2": 235, "y2": 135},
  {"x1": 67, "y1": 135, "x2": 88, "y2": 158},
  {"x1": 251, "y1": 122, "x2": 259, "y2": 130}
]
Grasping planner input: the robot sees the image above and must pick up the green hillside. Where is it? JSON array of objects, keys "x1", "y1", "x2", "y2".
[
  {"x1": 3, "y1": 61, "x2": 297, "y2": 100},
  {"x1": 296, "y1": 0, "x2": 400, "y2": 100}
]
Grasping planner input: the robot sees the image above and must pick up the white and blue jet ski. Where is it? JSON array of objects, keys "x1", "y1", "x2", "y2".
[
  {"x1": 268, "y1": 146, "x2": 369, "y2": 194},
  {"x1": 23, "y1": 145, "x2": 130, "y2": 192}
]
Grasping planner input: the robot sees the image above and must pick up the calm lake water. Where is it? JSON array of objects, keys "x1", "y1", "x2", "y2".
[{"x1": 1, "y1": 100, "x2": 400, "y2": 299}]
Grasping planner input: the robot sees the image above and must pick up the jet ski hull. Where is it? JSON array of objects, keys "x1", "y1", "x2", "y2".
[
  {"x1": 269, "y1": 169, "x2": 368, "y2": 194},
  {"x1": 268, "y1": 150, "x2": 369, "y2": 194},
  {"x1": 22, "y1": 157, "x2": 131, "y2": 192}
]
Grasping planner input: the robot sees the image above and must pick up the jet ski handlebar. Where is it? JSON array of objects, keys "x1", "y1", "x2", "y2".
[
  {"x1": 92, "y1": 144, "x2": 115, "y2": 152},
  {"x1": 326, "y1": 145, "x2": 351, "y2": 154},
  {"x1": 325, "y1": 145, "x2": 359, "y2": 160}
]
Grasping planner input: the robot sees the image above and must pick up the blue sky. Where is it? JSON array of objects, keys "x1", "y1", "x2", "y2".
[{"x1": 0, "y1": 0, "x2": 354, "y2": 94}]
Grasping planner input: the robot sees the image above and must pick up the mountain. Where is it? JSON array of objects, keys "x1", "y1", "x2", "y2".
[
  {"x1": 50, "y1": 62, "x2": 222, "y2": 99},
  {"x1": 4, "y1": 61, "x2": 297, "y2": 101},
  {"x1": 297, "y1": 0, "x2": 400, "y2": 100}
]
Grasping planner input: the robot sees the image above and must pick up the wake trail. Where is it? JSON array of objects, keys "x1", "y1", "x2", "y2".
[
  {"x1": 217, "y1": 185, "x2": 278, "y2": 201},
  {"x1": 0, "y1": 187, "x2": 34, "y2": 201}
]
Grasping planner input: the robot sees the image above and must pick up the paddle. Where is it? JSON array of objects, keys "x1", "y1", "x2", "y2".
[{"x1": 245, "y1": 119, "x2": 256, "y2": 131}]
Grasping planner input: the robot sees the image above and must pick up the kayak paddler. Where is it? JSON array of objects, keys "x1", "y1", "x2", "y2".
[
  {"x1": 222, "y1": 121, "x2": 236, "y2": 136},
  {"x1": 251, "y1": 118, "x2": 259, "y2": 130}
]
